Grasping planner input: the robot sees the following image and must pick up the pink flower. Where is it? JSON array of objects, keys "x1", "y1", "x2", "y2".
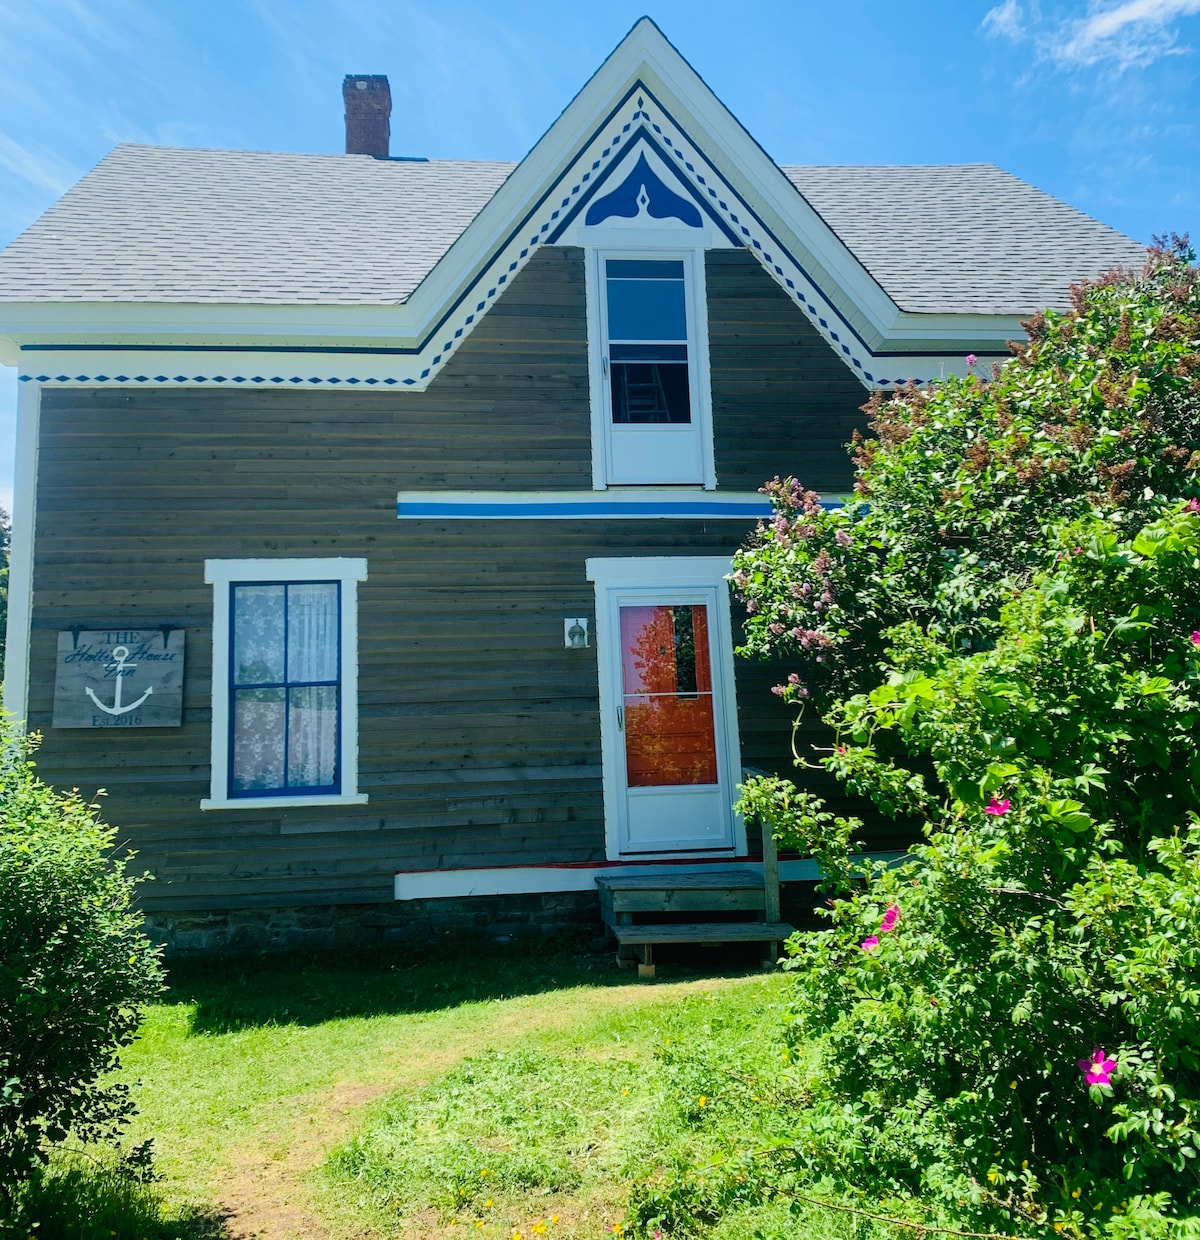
[
  {"x1": 1191, "y1": 631, "x2": 1200, "y2": 647},
  {"x1": 984, "y1": 797, "x2": 1011, "y2": 816},
  {"x1": 879, "y1": 904, "x2": 900, "y2": 933},
  {"x1": 1186, "y1": 498, "x2": 1200, "y2": 513},
  {"x1": 965, "y1": 354, "x2": 978, "y2": 366},
  {"x1": 1078, "y1": 1048, "x2": 1117, "y2": 1086},
  {"x1": 861, "y1": 936, "x2": 880, "y2": 953}
]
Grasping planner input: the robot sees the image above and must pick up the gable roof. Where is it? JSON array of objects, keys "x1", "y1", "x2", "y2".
[
  {"x1": 0, "y1": 146, "x2": 515, "y2": 306},
  {"x1": 0, "y1": 146, "x2": 1143, "y2": 317},
  {"x1": 0, "y1": 18, "x2": 1149, "y2": 389},
  {"x1": 782, "y1": 164, "x2": 1144, "y2": 316}
]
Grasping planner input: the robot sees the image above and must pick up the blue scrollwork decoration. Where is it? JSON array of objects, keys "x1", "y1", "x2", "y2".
[{"x1": 584, "y1": 153, "x2": 703, "y2": 228}]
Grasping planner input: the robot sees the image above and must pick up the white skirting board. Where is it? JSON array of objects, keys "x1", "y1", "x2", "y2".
[{"x1": 393, "y1": 855, "x2": 906, "y2": 901}]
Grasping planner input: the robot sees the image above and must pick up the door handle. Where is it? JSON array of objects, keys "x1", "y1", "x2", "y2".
[
  {"x1": 602, "y1": 355, "x2": 609, "y2": 377},
  {"x1": 617, "y1": 705, "x2": 624, "y2": 731}
]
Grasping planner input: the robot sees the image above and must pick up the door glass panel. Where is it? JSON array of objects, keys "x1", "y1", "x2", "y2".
[{"x1": 619, "y1": 604, "x2": 718, "y2": 788}]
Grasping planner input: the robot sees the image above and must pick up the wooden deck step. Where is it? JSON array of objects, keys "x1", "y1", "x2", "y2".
[
  {"x1": 596, "y1": 866, "x2": 763, "y2": 891},
  {"x1": 597, "y1": 867, "x2": 768, "y2": 914},
  {"x1": 611, "y1": 920, "x2": 795, "y2": 946}
]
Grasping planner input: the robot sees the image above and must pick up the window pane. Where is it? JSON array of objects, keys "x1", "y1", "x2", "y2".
[
  {"x1": 288, "y1": 685, "x2": 338, "y2": 789},
  {"x1": 233, "y1": 585, "x2": 285, "y2": 685},
  {"x1": 609, "y1": 343, "x2": 688, "y2": 362},
  {"x1": 606, "y1": 273, "x2": 687, "y2": 341},
  {"x1": 610, "y1": 362, "x2": 691, "y2": 424},
  {"x1": 606, "y1": 259, "x2": 685, "y2": 280},
  {"x1": 287, "y1": 582, "x2": 339, "y2": 684},
  {"x1": 232, "y1": 687, "x2": 285, "y2": 791}
]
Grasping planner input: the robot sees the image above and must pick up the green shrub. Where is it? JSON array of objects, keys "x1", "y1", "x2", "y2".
[
  {"x1": 719, "y1": 241, "x2": 1200, "y2": 1237},
  {"x1": 0, "y1": 731, "x2": 164, "y2": 1220}
]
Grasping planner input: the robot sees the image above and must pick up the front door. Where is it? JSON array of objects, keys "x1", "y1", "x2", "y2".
[{"x1": 588, "y1": 558, "x2": 743, "y2": 857}]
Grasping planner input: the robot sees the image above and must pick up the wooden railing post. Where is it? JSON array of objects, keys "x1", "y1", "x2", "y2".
[{"x1": 762, "y1": 813, "x2": 780, "y2": 924}]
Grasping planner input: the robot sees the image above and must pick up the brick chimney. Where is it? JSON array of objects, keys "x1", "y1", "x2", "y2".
[{"x1": 343, "y1": 75, "x2": 391, "y2": 158}]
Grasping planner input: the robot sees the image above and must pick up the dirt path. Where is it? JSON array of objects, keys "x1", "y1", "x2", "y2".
[{"x1": 214, "y1": 977, "x2": 731, "y2": 1240}]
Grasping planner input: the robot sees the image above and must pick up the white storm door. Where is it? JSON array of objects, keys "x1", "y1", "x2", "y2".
[
  {"x1": 597, "y1": 580, "x2": 740, "y2": 855},
  {"x1": 599, "y1": 255, "x2": 707, "y2": 485}
]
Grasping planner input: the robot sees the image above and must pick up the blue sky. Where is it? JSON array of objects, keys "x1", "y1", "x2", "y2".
[{"x1": 1, "y1": 0, "x2": 1198, "y2": 513}]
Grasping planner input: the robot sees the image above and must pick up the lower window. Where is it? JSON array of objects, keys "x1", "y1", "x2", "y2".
[
  {"x1": 203, "y1": 558, "x2": 368, "y2": 810},
  {"x1": 231, "y1": 581, "x2": 340, "y2": 795}
]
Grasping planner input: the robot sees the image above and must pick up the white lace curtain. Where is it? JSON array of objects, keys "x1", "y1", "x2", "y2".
[{"x1": 231, "y1": 582, "x2": 339, "y2": 792}]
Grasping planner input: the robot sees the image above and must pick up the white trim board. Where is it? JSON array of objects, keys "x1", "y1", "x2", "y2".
[
  {"x1": 393, "y1": 855, "x2": 907, "y2": 901},
  {"x1": 2, "y1": 380, "x2": 39, "y2": 725},
  {"x1": 201, "y1": 557, "x2": 369, "y2": 811}
]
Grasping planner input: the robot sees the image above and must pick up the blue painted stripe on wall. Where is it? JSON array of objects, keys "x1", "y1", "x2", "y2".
[
  {"x1": 394, "y1": 496, "x2": 845, "y2": 519},
  {"x1": 398, "y1": 499, "x2": 773, "y2": 519}
]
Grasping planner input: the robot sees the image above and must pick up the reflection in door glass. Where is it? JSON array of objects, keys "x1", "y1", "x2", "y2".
[{"x1": 619, "y1": 604, "x2": 718, "y2": 787}]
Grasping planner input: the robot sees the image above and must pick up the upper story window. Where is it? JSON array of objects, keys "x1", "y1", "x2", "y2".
[
  {"x1": 556, "y1": 143, "x2": 728, "y2": 490},
  {"x1": 202, "y1": 557, "x2": 368, "y2": 810},
  {"x1": 605, "y1": 259, "x2": 691, "y2": 425},
  {"x1": 589, "y1": 248, "x2": 714, "y2": 488}
]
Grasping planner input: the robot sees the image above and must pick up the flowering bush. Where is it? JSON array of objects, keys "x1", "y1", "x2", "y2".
[
  {"x1": 726, "y1": 241, "x2": 1200, "y2": 1237},
  {"x1": 734, "y1": 237, "x2": 1200, "y2": 712}
]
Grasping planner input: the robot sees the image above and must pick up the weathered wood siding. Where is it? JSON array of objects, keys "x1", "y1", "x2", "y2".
[
  {"x1": 707, "y1": 248, "x2": 870, "y2": 493},
  {"x1": 26, "y1": 245, "x2": 875, "y2": 912}
]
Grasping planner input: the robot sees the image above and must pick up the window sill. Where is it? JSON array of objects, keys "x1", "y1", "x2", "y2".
[{"x1": 200, "y1": 792, "x2": 369, "y2": 811}]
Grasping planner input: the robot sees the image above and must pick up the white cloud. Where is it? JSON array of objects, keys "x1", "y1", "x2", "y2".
[
  {"x1": 0, "y1": 132, "x2": 74, "y2": 197},
  {"x1": 983, "y1": 0, "x2": 1026, "y2": 40},
  {"x1": 1050, "y1": 0, "x2": 1200, "y2": 68}
]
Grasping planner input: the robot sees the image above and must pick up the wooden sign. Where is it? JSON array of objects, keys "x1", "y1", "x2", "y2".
[{"x1": 52, "y1": 629, "x2": 185, "y2": 728}]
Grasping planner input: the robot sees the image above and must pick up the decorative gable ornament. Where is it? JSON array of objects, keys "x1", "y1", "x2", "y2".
[{"x1": 584, "y1": 152, "x2": 703, "y2": 229}]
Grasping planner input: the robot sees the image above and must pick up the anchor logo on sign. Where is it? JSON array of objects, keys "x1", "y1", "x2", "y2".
[{"x1": 85, "y1": 646, "x2": 153, "y2": 716}]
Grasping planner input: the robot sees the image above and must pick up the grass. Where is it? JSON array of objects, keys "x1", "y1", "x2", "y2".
[{"x1": 18, "y1": 940, "x2": 910, "y2": 1240}]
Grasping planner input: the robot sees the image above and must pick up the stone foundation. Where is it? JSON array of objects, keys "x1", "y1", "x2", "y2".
[{"x1": 144, "y1": 890, "x2": 603, "y2": 955}]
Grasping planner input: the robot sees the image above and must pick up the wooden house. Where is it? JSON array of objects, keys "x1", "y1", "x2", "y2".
[{"x1": 0, "y1": 20, "x2": 1145, "y2": 951}]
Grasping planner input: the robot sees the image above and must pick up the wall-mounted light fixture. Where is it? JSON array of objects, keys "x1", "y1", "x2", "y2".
[{"x1": 564, "y1": 618, "x2": 590, "y2": 649}]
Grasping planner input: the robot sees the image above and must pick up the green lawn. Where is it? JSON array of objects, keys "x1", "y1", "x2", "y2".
[{"x1": 27, "y1": 941, "x2": 907, "y2": 1240}]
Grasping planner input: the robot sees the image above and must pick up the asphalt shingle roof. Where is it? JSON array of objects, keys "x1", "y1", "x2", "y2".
[
  {"x1": 0, "y1": 143, "x2": 1146, "y2": 316},
  {"x1": 0, "y1": 145, "x2": 515, "y2": 305},
  {"x1": 781, "y1": 163, "x2": 1146, "y2": 315}
]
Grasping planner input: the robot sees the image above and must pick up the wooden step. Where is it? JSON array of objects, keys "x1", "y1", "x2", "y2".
[
  {"x1": 611, "y1": 920, "x2": 795, "y2": 946},
  {"x1": 596, "y1": 866, "x2": 763, "y2": 891},
  {"x1": 598, "y1": 866, "x2": 767, "y2": 915}
]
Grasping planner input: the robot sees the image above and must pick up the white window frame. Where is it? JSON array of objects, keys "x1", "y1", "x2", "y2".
[
  {"x1": 585, "y1": 245, "x2": 717, "y2": 491},
  {"x1": 201, "y1": 557, "x2": 368, "y2": 810}
]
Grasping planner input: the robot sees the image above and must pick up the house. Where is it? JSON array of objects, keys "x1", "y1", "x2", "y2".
[{"x1": 0, "y1": 20, "x2": 1145, "y2": 951}]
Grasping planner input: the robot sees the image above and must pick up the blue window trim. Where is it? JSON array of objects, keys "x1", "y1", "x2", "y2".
[{"x1": 226, "y1": 580, "x2": 342, "y2": 799}]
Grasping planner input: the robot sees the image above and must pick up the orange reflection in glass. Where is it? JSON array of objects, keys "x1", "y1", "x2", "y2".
[{"x1": 620, "y1": 604, "x2": 718, "y2": 788}]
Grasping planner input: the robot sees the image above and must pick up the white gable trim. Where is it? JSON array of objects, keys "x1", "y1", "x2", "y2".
[{"x1": 5, "y1": 20, "x2": 1024, "y2": 389}]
